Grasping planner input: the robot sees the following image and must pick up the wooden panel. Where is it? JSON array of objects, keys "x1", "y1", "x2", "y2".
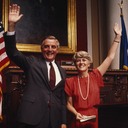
[
  {"x1": 2, "y1": 67, "x2": 128, "y2": 127},
  {"x1": 97, "y1": 104, "x2": 128, "y2": 128}
]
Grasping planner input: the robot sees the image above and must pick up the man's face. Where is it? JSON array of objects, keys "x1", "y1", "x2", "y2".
[{"x1": 41, "y1": 39, "x2": 59, "y2": 62}]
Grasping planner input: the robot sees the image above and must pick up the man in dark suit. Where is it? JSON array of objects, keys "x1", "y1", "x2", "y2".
[{"x1": 4, "y1": 4, "x2": 67, "y2": 128}]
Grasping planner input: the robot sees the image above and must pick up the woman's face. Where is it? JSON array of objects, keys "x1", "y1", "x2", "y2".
[{"x1": 75, "y1": 58, "x2": 90, "y2": 72}]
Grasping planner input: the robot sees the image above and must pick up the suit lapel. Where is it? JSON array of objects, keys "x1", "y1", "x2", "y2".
[
  {"x1": 39, "y1": 59, "x2": 50, "y2": 88},
  {"x1": 39, "y1": 59, "x2": 66, "y2": 90}
]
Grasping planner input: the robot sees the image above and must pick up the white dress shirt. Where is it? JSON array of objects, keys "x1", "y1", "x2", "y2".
[{"x1": 46, "y1": 61, "x2": 62, "y2": 86}]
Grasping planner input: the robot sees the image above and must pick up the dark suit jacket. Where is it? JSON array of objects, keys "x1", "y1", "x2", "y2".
[{"x1": 4, "y1": 34, "x2": 67, "y2": 128}]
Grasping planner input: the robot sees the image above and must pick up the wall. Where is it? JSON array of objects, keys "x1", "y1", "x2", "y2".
[
  {"x1": 3, "y1": 0, "x2": 127, "y2": 69},
  {"x1": 90, "y1": 0, "x2": 128, "y2": 69},
  {"x1": 98, "y1": 0, "x2": 120, "y2": 69},
  {"x1": 105, "y1": 0, "x2": 128, "y2": 69},
  {"x1": 4, "y1": 0, "x2": 88, "y2": 66},
  {"x1": 76, "y1": 0, "x2": 87, "y2": 51}
]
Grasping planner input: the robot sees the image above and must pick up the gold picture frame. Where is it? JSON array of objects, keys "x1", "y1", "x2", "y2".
[{"x1": 2, "y1": 0, "x2": 77, "y2": 54}]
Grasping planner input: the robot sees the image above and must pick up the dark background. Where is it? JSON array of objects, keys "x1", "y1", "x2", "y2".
[
  {"x1": 0, "y1": 0, "x2": 2, "y2": 21},
  {"x1": 10, "y1": 0, "x2": 68, "y2": 45}
]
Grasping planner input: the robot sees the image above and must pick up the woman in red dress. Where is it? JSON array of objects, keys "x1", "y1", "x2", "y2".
[{"x1": 65, "y1": 23, "x2": 121, "y2": 128}]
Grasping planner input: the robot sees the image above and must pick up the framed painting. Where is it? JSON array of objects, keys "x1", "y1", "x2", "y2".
[{"x1": 2, "y1": 0, "x2": 76, "y2": 53}]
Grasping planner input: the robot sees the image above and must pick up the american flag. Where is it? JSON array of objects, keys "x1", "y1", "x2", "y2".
[{"x1": 0, "y1": 22, "x2": 10, "y2": 120}]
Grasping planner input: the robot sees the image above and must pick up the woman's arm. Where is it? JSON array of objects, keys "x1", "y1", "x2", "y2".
[
  {"x1": 97, "y1": 23, "x2": 122, "y2": 75},
  {"x1": 67, "y1": 96, "x2": 83, "y2": 120}
]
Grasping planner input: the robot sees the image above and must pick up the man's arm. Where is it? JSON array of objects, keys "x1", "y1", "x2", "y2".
[{"x1": 4, "y1": 4, "x2": 29, "y2": 70}]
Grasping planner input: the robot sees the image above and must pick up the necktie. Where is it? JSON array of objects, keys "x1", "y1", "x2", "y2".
[{"x1": 49, "y1": 62, "x2": 56, "y2": 89}]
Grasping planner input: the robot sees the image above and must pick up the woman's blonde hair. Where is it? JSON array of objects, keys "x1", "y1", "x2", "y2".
[{"x1": 72, "y1": 51, "x2": 93, "y2": 63}]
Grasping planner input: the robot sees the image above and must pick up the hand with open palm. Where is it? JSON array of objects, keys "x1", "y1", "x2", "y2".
[{"x1": 8, "y1": 4, "x2": 23, "y2": 31}]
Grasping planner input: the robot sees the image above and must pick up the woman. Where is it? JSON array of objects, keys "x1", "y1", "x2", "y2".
[{"x1": 65, "y1": 23, "x2": 121, "y2": 128}]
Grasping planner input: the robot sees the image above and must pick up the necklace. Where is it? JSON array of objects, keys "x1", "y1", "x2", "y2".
[{"x1": 78, "y1": 74, "x2": 90, "y2": 100}]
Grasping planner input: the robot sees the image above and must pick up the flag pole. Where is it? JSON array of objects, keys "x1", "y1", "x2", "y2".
[{"x1": 118, "y1": 0, "x2": 123, "y2": 16}]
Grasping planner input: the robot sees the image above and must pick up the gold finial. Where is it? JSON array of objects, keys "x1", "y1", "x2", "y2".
[{"x1": 118, "y1": 0, "x2": 123, "y2": 16}]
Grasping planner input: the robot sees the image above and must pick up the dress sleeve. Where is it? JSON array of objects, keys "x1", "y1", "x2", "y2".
[
  {"x1": 64, "y1": 78, "x2": 74, "y2": 96},
  {"x1": 92, "y1": 69, "x2": 104, "y2": 87}
]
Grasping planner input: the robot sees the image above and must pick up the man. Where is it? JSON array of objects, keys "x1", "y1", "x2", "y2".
[{"x1": 4, "y1": 4, "x2": 67, "y2": 128}]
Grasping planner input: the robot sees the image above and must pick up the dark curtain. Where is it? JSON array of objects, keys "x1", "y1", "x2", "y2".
[{"x1": 0, "y1": 0, "x2": 2, "y2": 21}]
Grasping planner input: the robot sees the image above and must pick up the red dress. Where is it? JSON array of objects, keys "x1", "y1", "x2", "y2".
[{"x1": 65, "y1": 69, "x2": 104, "y2": 128}]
